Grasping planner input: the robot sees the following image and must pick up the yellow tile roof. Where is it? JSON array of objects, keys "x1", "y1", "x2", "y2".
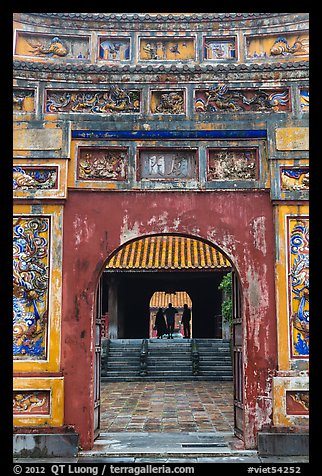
[
  {"x1": 107, "y1": 235, "x2": 231, "y2": 270},
  {"x1": 150, "y1": 291, "x2": 192, "y2": 309}
]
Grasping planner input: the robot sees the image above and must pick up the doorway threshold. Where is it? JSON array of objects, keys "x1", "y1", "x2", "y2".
[{"x1": 78, "y1": 431, "x2": 257, "y2": 459}]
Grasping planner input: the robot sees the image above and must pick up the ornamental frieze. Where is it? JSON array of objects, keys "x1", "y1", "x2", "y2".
[
  {"x1": 78, "y1": 148, "x2": 127, "y2": 180},
  {"x1": 207, "y1": 149, "x2": 257, "y2": 181},
  {"x1": 195, "y1": 84, "x2": 290, "y2": 112},
  {"x1": 45, "y1": 87, "x2": 140, "y2": 113},
  {"x1": 13, "y1": 216, "x2": 50, "y2": 360},
  {"x1": 288, "y1": 218, "x2": 309, "y2": 358}
]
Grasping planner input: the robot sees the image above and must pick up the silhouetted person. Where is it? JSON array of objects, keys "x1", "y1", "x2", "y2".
[
  {"x1": 181, "y1": 303, "x2": 191, "y2": 338},
  {"x1": 155, "y1": 307, "x2": 167, "y2": 339},
  {"x1": 164, "y1": 303, "x2": 178, "y2": 339}
]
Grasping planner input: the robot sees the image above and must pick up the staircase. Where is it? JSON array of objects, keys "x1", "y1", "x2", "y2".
[
  {"x1": 146, "y1": 339, "x2": 192, "y2": 381},
  {"x1": 101, "y1": 339, "x2": 142, "y2": 382},
  {"x1": 194, "y1": 339, "x2": 233, "y2": 381},
  {"x1": 101, "y1": 338, "x2": 232, "y2": 382}
]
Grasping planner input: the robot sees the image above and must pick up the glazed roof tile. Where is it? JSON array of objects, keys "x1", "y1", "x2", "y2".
[{"x1": 106, "y1": 235, "x2": 231, "y2": 271}]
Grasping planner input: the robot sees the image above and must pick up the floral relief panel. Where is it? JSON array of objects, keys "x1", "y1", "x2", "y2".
[
  {"x1": 288, "y1": 218, "x2": 309, "y2": 358},
  {"x1": 13, "y1": 217, "x2": 50, "y2": 360}
]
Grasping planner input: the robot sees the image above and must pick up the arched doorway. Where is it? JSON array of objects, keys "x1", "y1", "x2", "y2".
[
  {"x1": 149, "y1": 291, "x2": 192, "y2": 338},
  {"x1": 100, "y1": 233, "x2": 232, "y2": 339},
  {"x1": 95, "y1": 233, "x2": 244, "y2": 439}
]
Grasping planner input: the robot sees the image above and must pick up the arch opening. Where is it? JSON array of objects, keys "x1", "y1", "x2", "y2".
[{"x1": 99, "y1": 233, "x2": 234, "y2": 339}]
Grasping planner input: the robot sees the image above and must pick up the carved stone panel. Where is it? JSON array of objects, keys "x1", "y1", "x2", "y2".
[
  {"x1": 139, "y1": 149, "x2": 197, "y2": 180},
  {"x1": 195, "y1": 85, "x2": 290, "y2": 112},
  {"x1": 139, "y1": 37, "x2": 195, "y2": 61},
  {"x1": 45, "y1": 88, "x2": 140, "y2": 114},
  {"x1": 286, "y1": 391, "x2": 309, "y2": 415},
  {"x1": 150, "y1": 90, "x2": 185, "y2": 114},
  {"x1": 13, "y1": 391, "x2": 50, "y2": 415},
  {"x1": 77, "y1": 148, "x2": 127, "y2": 180},
  {"x1": 280, "y1": 168, "x2": 309, "y2": 191},
  {"x1": 207, "y1": 148, "x2": 257, "y2": 181},
  {"x1": 203, "y1": 37, "x2": 236, "y2": 60},
  {"x1": 13, "y1": 166, "x2": 58, "y2": 190},
  {"x1": 13, "y1": 89, "x2": 35, "y2": 113}
]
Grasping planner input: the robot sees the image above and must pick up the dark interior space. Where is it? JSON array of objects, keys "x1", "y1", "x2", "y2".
[{"x1": 103, "y1": 270, "x2": 229, "y2": 338}]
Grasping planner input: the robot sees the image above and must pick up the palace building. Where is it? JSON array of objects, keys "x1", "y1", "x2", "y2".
[{"x1": 13, "y1": 13, "x2": 309, "y2": 456}]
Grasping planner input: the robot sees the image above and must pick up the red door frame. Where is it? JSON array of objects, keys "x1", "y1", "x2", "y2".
[{"x1": 61, "y1": 191, "x2": 277, "y2": 450}]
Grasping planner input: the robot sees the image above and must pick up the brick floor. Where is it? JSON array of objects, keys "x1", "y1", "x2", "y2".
[{"x1": 100, "y1": 381, "x2": 234, "y2": 433}]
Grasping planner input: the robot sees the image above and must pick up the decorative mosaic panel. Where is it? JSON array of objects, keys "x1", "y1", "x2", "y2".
[
  {"x1": 286, "y1": 391, "x2": 309, "y2": 415},
  {"x1": 195, "y1": 85, "x2": 290, "y2": 112},
  {"x1": 300, "y1": 89, "x2": 309, "y2": 111},
  {"x1": 207, "y1": 148, "x2": 257, "y2": 180},
  {"x1": 77, "y1": 148, "x2": 127, "y2": 180},
  {"x1": 288, "y1": 218, "x2": 309, "y2": 358},
  {"x1": 13, "y1": 89, "x2": 35, "y2": 113},
  {"x1": 150, "y1": 90, "x2": 185, "y2": 114},
  {"x1": 15, "y1": 31, "x2": 90, "y2": 59},
  {"x1": 246, "y1": 32, "x2": 309, "y2": 59},
  {"x1": 13, "y1": 390, "x2": 50, "y2": 415},
  {"x1": 13, "y1": 166, "x2": 58, "y2": 190},
  {"x1": 13, "y1": 217, "x2": 50, "y2": 360},
  {"x1": 203, "y1": 37, "x2": 236, "y2": 60},
  {"x1": 139, "y1": 149, "x2": 197, "y2": 180},
  {"x1": 280, "y1": 168, "x2": 309, "y2": 191},
  {"x1": 45, "y1": 88, "x2": 140, "y2": 114},
  {"x1": 98, "y1": 37, "x2": 130, "y2": 60},
  {"x1": 139, "y1": 37, "x2": 195, "y2": 61}
]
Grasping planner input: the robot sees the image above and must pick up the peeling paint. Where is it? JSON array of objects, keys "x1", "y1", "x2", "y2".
[{"x1": 250, "y1": 216, "x2": 267, "y2": 255}]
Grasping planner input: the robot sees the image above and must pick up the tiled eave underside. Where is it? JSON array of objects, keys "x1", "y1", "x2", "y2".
[
  {"x1": 15, "y1": 12, "x2": 308, "y2": 30},
  {"x1": 13, "y1": 60, "x2": 309, "y2": 82}
]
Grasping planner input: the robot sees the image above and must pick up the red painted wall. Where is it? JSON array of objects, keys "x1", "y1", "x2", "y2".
[{"x1": 61, "y1": 190, "x2": 277, "y2": 449}]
